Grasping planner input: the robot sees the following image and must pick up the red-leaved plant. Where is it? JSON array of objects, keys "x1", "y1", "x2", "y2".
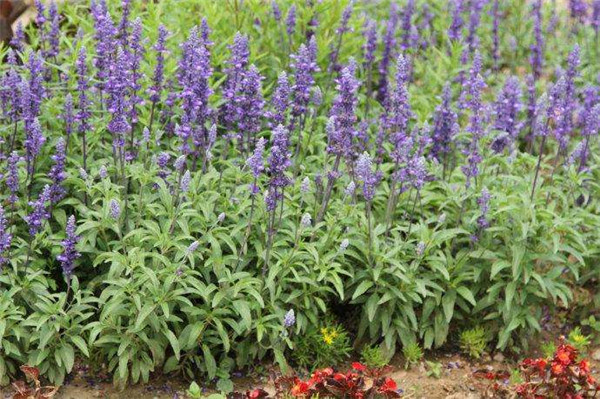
[
  {"x1": 227, "y1": 388, "x2": 270, "y2": 399},
  {"x1": 515, "y1": 337, "x2": 600, "y2": 398},
  {"x1": 284, "y1": 362, "x2": 402, "y2": 398}
]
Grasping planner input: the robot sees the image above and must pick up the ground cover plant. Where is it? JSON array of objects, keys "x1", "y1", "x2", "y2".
[{"x1": 0, "y1": 0, "x2": 600, "y2": 394}]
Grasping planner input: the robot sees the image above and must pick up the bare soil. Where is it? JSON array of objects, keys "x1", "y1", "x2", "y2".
[{"x1": 2, "y1": 348, "x2": 598, "y2": 399}]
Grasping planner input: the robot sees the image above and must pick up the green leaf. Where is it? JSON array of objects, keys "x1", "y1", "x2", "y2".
[
  {"x1": 352, "y1": 281, "x2": 373, "y2": 300},
  {"x1": 217, "y1": 378, "x2": 234, "y2": 394},
  {"x1": 442, "y1": 290, "x2": 456, "y2": 323},
  {"x1": 134, "y1": 304, "x2": 156, "y2": 331},
  {"x1": 61, "y1": 344, "x2": 75, "y2": 373},
  {"x1": 70, "y1": 336, "x2": 90, "y2": 357},
  {"x1": 511, "y1": 243, "x2": 526, "y2": 280},
  {"x1": 203, "y1": 344, "x2": 217, "y2": 379},
  {"x1": 273, "y1": 348, "x2": 288, "y2": 373},
  {"x1": 457, "y1": 287, "x2": 476, "y2": 307},
  {"x1": 490, "y1": 260, "x2": 510, "y2": 279},
  {"x1": 505, "y1": 281, "x2": 517, "y2": 308},
  {"x1": 165, "y1": 330, "x2": 180, "y2": 360}
]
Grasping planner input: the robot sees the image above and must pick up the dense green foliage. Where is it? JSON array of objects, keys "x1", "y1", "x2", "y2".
[{"x1": 0, "y1": 0, "x2": 599, "y2": 388}]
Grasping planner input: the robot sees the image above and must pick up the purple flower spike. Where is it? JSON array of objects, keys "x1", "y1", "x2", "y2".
[
  {"x1": 91, "y1": 0, "x2": 117, "y2": 92},
  {"x1": 265, "y1": 125, "x2": 292, "y2": 212},
  {"x1": 106, "y1": 47, "x2": 131, "y2": 152},
  {"x1": 49, "y1": 137, "x2": 67, "y2": 202},
  {"x1": 491, "y1": 77, "x2": 523, "y2": 153},
  {"x1": 178, "y1": 26, "x2": 213, "y2": 156},
  {"x1": 10, "y1": 22, "x2": 25, "y2": 52},
  {"x1": 221, "y1": 32, "x2": 249, "y2": 133},
  {"x1": 431, "y1": 84, "x2": 459, "y2": 163},
  {"x1": 76, "y1": 47, "x2": 92, "y2": 136},
  {"x1": 26, "y1": 51, "x2": 45, "y2": 117},
  {"x1": 554, "y1": 46, "x2": 580, "y2": 152},
  {"x1": 46, "y1": 2, "x2": 60, "y2": 59},
  {"x1": 25, "y1": 185, "x2": 51, "y2": 237},
  {"x1": 62, "y1": 94, "x2": 75, "y2": 142},
  {"x1": 286, "y1": 5, "x2": 296, "y2": 37},
  {"x1": 477, "y1": 188, "x2": 491, "y2": 229},
  {"x1": 387, "y1": 54, "x2": 413, "y2": 165},
  {"x1": 272, "y1": 1, "x2": 282, "y2": 22},
  {"x1": 57, "y1": 215, "x2": 80, "y2": 281},
  {"x1": 149, "y1": 25, "x2": 169, "y2": 104},
  {"x1": 200, "y1": 17, "x2": 212, "y2": 47},
  {"x1": 362, "y1": 19, "x2": 377, "y2": 71},
  {"x1": 460, "y1": 52, "x2": 487, "y2": 188},
  {"x1": 290, "y1": 37, "x2": 320, "y2": 130},
  {"x1": 328, "y1": 59, "x2": 359, "y2": 161},
  {"x1": 377, "y1": 5, "x2": 400, "y2": 104},
  {"x1": 24, "y1": 117, "x2": 46, "y2": 177},
  {"x1": 157, "y1": 152, "x2": 171, "y2": 182},
  {"x1": 530, "y1": 0, "x2": 544, "y2": 79},
  {"x1": 466, "y1": 0, "x2": 485, "y2": 51},
  {"x1": 110, "y1": 199, "x2": 121, "y2": 219},
  {"x1": 34, "y1": 0, "x2": 46, "y2": 44},
  {"x1": 117, "y1": 0, "x2": 132, "y2": 48},
  {"x1": 356, "y1": 152, "x2": 380, "y2": 202},
  {"x1": 401, "y1": 0, "x2": 415, "y2": 50},
  {"x1": 5, "y1": 152, "x2": 21, "y2": 205},
  {"x1": 237, "y1": 65, "x2": 265, "y2": 154},
  {"x1": 270, "y1": 71, "x2": 290, "y2": 127},
  {"x1": 247, "y1": 137, "x2": 266, "y2": 195},
  {"x1": 329, "y1": 3, "x2": 353, "y2": 72},
  {"x1": 0, "y1": 205, "x2": 12, "y2": 269},
  {"x1": 300, "y1": 177, "x2": 310, "y2": 194},
  {"x1": 569, "y1": 0, "x2": 589, "y2": 24},
  {"x1": 128, "y1": 18, "x2": 146, "y2": 125},
  {"x1": 283, "y1": 309, "x2": 295, "y2": 328},
  {"x1": 593, "y1": 0, "x2": 600, "y2": 34},
  {"x1": 180, "y1": 170, "x2": 191, "y2": 193},
  {"x1": 448, "y1": 0, "x2": 465, "y2": 41},
  {"x1": 187, "y1": 241, "x2": 200, "y2": 254},
  {"x1": 491, "y1": 0, "x2": 500, "y2": 69}
]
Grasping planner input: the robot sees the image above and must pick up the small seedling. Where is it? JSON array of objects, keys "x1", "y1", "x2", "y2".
[
  {"x1": 360, "y1": 345, "x2": 389, "y2": 369},
  {"x1": 541, "y1": 341, "x2": 556, "y2": 359},
  {"x1": 567, "y1": 327, "x2": 591, "y2": 354},
  {"x1": 402, "y1": 342, "x2": 423, "y2": 369},
  {"x1": 425, "y1": 361, "x2": 443, "y2": 379},
  {"x1": 459, "y1": 326, "x2": 487, "y2": 359}
]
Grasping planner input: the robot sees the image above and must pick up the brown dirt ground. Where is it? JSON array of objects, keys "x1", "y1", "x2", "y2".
[{"x1": 1, "y1": 348, "x2": 598, "y2": 399}]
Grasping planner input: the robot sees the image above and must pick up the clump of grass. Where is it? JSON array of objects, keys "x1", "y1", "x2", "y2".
[
  {"x1": 567, "y1": 327, "x2": 591, "y2": 354},
  {"x1": 402, "y1": 342, "x2": 423, "y2": 369},
  {"x1": 360, "y1": 345, "x2": 389, "y2": 369},
  {"x1": 459, "y1": 326, "x2": 488, "y2": 359}
]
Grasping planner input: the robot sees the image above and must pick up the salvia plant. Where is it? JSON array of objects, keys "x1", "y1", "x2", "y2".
[{"x1": 0, "y1": 0, "x2": 599, "y2": 389}]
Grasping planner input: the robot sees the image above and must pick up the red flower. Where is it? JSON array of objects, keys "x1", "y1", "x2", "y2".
[
  {"x1": 247, "y1": 389, "x2": 268, "y2": 399},
  {"x1": 291, "y1": 381, "x2": 310, "y2": 396},
  {"x1": 379, "y1": 377, "x2": 398, "y2": 392},
  {"x1": 555, "y1": 344, "x2": 576, "y2": 365},
  {"x1": 551, "y1": 362, "x2": 564, "y2": 375},
  {"x1": 579, "y1": 359, "x2": 590, "y2": 374},
  {"x1": 352, "y1": 362, "x2": 367, "y2": 372}
]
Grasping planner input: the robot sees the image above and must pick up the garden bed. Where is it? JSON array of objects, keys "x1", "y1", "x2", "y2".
[{"x1": 2, "y1": 0, "x2": 600, "y2": 398}]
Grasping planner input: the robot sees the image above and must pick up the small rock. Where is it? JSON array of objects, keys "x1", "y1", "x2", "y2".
[{"x1": 494, "y1": 352, "x2": 505, "y2": 362}]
